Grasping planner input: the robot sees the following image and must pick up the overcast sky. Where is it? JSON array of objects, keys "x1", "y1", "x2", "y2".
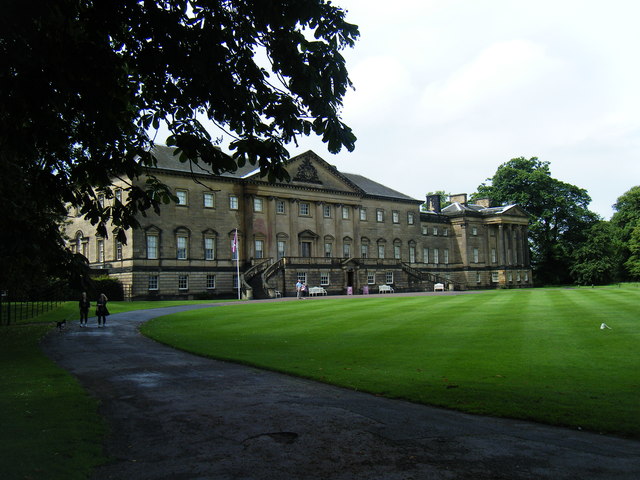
[
  {"x1": 159, "y1": 0, "x2": 640, "y2": 218},
  {"x1": 291, "y1": 0, "x2": 640, "y2": 219}
]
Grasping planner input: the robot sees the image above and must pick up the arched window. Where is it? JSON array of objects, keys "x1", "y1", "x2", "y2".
[
  {"x1": 323, "y1": 235, "x2": 334, "y2": 258},
  {"x1": 175, "y1": 227, "x2": 190, "y2": 260},
  {"x1": 393, "y1": 239, "x2": 402, "y2": 260},
  {"x1": 254, "y1": 234, "x2": 265, "y2": 259},
  {"x1": 203, "y1": 229, "x2": 218, "y2": 260},
  {"x1": 343, "y1": 236, "x2": 352, "y2": 258},
  {"x1": 277, "y1": 232, "x2": 289, "y2": 260},
  {"x1": 360, "y1": 237, "x2": 370, "y2": 258},
  {"x1": 408, "y1": 240, "x2": 416, "y2": 263},
  {"x1": 145, "y1": 226, "x2": 161, "y2": 260}
]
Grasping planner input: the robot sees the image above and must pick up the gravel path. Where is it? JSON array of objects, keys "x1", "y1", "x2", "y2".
[{"x1": 41, "y1": 302, "x2": 640, "y2": 479}]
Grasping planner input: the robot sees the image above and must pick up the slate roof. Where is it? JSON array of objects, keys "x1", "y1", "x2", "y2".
[
  {"x1": 149, "y1": 145, "x2": 257, "y2": 178},
  {"x1": 148, "y1": 145, "x2": 419, "y2": 202},
  {"x1": 342, "y1": 173, "x2": 417, "y2": 201},
  {"x1": 441, "y1": 202, "x2": 523, "y2": 216}
]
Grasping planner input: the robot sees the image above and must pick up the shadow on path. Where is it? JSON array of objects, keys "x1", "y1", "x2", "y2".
[{"x1": 41, "y1": 303, "x2": 640, "y2": 480}]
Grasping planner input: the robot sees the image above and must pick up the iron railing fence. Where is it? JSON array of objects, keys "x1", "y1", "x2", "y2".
[{"x1": 0, "y1": 283, "x2": 68, "y2": 326}]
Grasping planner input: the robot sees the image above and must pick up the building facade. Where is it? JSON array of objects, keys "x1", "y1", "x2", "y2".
[{"x1": 65, "y1": 147, "x2": 533, "y2": 299}]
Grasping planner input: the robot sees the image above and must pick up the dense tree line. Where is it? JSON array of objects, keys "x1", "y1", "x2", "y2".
[{"x1": 472, "y1": 158, "x2": 639, "y2": 286}]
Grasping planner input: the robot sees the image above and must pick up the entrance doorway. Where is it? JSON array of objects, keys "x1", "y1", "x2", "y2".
[{"x1": 346, "y1": 270, "x2": 354, "y2": 287}]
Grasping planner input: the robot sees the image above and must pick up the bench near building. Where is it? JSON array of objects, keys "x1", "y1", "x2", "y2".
[{"x1": 65, "y1": 147, "x2": 533, "y2": 299}]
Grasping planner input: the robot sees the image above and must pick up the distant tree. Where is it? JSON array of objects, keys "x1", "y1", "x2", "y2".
[
  {"x1": 1, "y1": 0, "x2": 359, "y2": 292},
  {"x1": 476, "y1": 157, "x2": 599, "y2": 285},
  {"x1": 625, "y1": 224, "x2": 640, "y2": 279},
  {"x1": 611, "y1": 186, "x2": 640, "y2": 280},
  {"x1": 569, "y1": 221, "x2": 619, "y2": 285}
]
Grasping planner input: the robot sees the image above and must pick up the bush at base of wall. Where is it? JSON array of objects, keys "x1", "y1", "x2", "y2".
[{"x1": 90, "y1": 276, "x2": 124, "y2": 301}]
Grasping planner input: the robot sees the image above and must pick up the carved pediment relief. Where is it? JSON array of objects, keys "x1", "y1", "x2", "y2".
[{"x1": 292, "y1": 158, "x2": 322, "y2": 184}]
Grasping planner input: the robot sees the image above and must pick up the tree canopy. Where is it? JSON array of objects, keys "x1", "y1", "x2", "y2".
[
  {"x1": 0, "y1": 0, "x2": 359, "y2": 292},
  {"x1": 611, "y1": 186, "x2": 640, "y2": 279},
  {"x1": 475, "y1": 157, "x2": 599, "y2": 285},
  {"x1": 569, "y1": 221, "x2": 619, "y2": 285}
]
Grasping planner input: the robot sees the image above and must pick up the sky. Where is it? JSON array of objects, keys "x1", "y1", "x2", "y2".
[{"x1": 162, "y1": 0, "x2": 640, "y2": 219}]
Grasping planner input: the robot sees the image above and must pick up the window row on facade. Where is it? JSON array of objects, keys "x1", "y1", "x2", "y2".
[
  {"x1": 95, "y1": 186, "x2": 423, "y2": 226},
  {"x1": 147, "y1": 273, "x2": 237, "y2": 292},
  {"x1": 141, "y1": 267, "x2": 531, "y2": 295},
  {"x1": 71, "y1": 229, "x2": 522, "y2": 267}
]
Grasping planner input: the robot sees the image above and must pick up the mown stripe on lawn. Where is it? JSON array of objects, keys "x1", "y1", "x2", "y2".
[{"x1": 143, "y1": 289, "x2": 640, "y2": 437}]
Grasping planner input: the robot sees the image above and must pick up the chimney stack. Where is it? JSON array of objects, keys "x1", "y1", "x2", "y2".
[
  {"x1": 449, "y1": 193, "x2": 468, "y2": 205},
  {"x1": 425, "y1": 194, "x2": 441, "y2": 213}
]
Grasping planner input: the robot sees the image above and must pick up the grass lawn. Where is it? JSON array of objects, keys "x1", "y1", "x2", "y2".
[
  {"x1": 0, "y1": 299, "x2": 221, "y2": 480},
  {"x1": 141, "y1": 286, "x2": 640, "y2": 438},
  {"x1": 0, "y1": 324, "x2": 106, "y2": 480}
]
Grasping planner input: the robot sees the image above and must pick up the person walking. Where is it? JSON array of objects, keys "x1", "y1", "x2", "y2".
[
  {"x1": 79, "y1": 292, "x2": 90, "y2": 327},
  {"x1": 96, "y1": 293, "x2": 109, "y2": 327},
  {"x1": 296, "y1": 280, "x2": 303, "y2": 299}
]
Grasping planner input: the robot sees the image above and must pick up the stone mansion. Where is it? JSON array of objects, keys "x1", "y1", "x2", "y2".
[{"x1": 65, "y1": 146, "x2": 533, "y2": 299}]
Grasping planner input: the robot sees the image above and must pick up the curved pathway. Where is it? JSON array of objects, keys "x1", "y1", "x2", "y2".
[{"x1": 41, "y1": 302, "x2": 640, "y2": 480}]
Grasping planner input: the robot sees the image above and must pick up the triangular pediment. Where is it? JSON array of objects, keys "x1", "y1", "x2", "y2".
[
  {"x1": 341, "y1": 257, "x2": 360, "y2": 268},
  {"x1": 298, "y1": 229, "x2": 319, "y2": 239},
  {"x1": 496, "y1": 205, "x2": 530, "y2": 218},
  {"x1": 246, "y1": 150, "x2": 364, "y2": 195}
]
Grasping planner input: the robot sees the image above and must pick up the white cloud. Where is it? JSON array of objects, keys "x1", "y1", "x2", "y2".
[
  {"x1": 343, "y1": 55, "x2": 414, "y2": 124},
  {"x1": 417, "y1": 39, "x2": 561, "y2": 125}
]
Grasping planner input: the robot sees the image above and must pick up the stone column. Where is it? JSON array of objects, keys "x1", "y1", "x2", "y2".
[
  {"x1": 498, "y1": 224, "x2": 505, "y2": 266},
  {"x1": 267, "y1": 196, "x2": 276, "y2": 258},
  {"x1": 289, "y1": 198, "x2": 298, "y2": 255},
  {"x1": 354, "y1": 204, "x2": 362, "y2": 258},
  {"x1": 335, "y1": 203, "x2": 343, "y2": 257},
  {"x1": 458, "y1": 222, "x2": 468, "y2": 269},
  {"x1": 315, "y1": 201, "x2": 325, "y2": 254},
  {"x1": 482, "y1": 224, "x2": 490, "y2": 267}
]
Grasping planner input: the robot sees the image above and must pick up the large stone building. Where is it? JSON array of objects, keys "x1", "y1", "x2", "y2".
[{"x1": 65, "y1": 147, "x2": 532, "y2": 299}]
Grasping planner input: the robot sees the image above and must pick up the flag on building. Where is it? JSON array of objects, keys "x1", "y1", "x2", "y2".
[{"x1": 232, "y1": 229, "x2": 238, "y2": 253}]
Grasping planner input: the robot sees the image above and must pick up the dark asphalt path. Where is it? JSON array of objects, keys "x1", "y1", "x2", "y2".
[{"x1": 41, "y1": 302, "x2": 640, "y2": 480}]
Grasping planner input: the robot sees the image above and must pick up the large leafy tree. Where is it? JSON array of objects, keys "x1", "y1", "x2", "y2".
[
  {"x1": 611, "y1": 186, "x2": 640, "y2": 279},
  {"x1": 625, "y1": 224, "x2": 640, "y2": 279},
  {"x1": 569, "y1": 221, "x2": 619, "y2": 285},
  {"x1": 474, "y1": 157, "x2": 598, "y2": 285},
  {"x1": 0, "y1": 0, "x2": 359, "y2": 292}
]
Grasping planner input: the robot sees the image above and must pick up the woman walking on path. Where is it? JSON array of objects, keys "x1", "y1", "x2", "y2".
[
  {"x1": 78, "y1": 292, "x2": 90, "y2": 327},
  {"x1": 96, "y1": 293, "x2": 109, "y2": 327}
]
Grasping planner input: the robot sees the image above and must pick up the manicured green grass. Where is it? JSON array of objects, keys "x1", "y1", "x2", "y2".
[
  {"x1": 0, "y1": 324, "x2": 106, "y2": 480},
  {"x1": 141, "y1": 286, "x2": 640, "y2": 438}
]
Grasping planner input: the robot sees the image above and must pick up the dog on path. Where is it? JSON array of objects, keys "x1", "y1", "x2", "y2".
[{"x1": 56, "y1": 319, "x2": 67, "y2": 331}]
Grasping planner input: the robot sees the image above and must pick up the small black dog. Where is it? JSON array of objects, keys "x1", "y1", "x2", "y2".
[{"x1": 56, "y1": 319, "x2": 67, "y2": 331}]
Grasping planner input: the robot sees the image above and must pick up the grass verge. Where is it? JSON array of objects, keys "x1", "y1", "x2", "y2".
[
  {"x1": 15, "y1": 299, "x2": 233, "y2": 325},
  {"x1": 141, "y1": 286, "x2": 640, "y2": 438},
  {"x1": 2, "y1": 299, "x2": 221, "y2": 479},
  {"x1": 0, "y1": 324, "x2": 106, "y2": 480}
]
